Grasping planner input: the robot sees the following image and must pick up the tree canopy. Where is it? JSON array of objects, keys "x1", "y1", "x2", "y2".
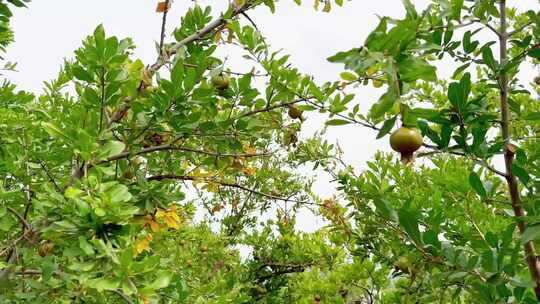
[{"x1": 2, "y1": 0, "x2": 540, "y2": 303}]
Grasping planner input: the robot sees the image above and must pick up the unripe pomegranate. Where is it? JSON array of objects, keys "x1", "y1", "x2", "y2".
[
  {"x1": 390, "y1": 127, "x2": 423, "y2": 164},
  {"x1": 211, "y1": 73, "x2": 230, "y2": 90},
  {"x1": 287, "y1": 105, "x2": 303, "y2": 120}
]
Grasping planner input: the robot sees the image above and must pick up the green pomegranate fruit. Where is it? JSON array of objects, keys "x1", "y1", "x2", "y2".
[
  {"x1": 390, "y1": 127, "x2": 423, "y2": 154},
  {"x1": 211, "y1": 73, "x2": 230, "y2": 90},
  {"x1": 288, "y1": 105, "x2": 303, "y2": 120},
  {"x1": 38, "y1": 242, "x2": 54, "y2": 257},
  {"x1": 394, "y1": 256, "x2": 412, "y2": 274},
  {"x1": 390, "y1": 127, "x2": 423, "y2": 164}
]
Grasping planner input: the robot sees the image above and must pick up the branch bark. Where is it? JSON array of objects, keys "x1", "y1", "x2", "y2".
[
  {"x1": 112, "y1": 289, "x2": 134, "y2": 304},
  {"x1": 101, "y1": 144, "x2": 272, "y2": 164},
  {"x1": 158, "y1": 0, "x2": 171, "y2": 55},
  {"x1": 498, "y1": 1, "x2": 540, "y2": 300},
  {"x1": 146, "y1": 174, "x2": 304, "y2": 203}
]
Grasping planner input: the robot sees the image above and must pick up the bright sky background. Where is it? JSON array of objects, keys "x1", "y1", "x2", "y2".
[{"x1": 7, "y1": 0, "x2": 537, "y2": 232}]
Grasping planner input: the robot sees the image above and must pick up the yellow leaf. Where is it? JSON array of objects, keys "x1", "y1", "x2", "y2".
[
  {"x1": 214, "y1": 30, "x2": 222, "y2": 43},
  {"x1": 140, "y1": 295, "x2": 150, "y2": 304},
  {"x1": 211, "y1": 204, "x2": 224, "y2": 214},
  {"x1": 227, "y1": 27, "x2": 234, "y2": 44},
  {"x1": 192, "y1": 168, "x2": 212, "y2": 178},
  {"x1": 205, "y1": 182, "x2": 220, "y2": 193},
  {"x1": 234, "y1": 0, "x2": 245, "y2": 8},
  {"x1": 143, "y1": 215, "x2": 160, "y2": 232},
  {"x1": 181, "y1": 160, "x2": 191, "y2": 170},
  {"x1": 243, "y1": 144, "x2": 257, "y2": 155},
  {"x1": 366, "y1": 66, "x2": 378, "y2": 76},
  {"x1": 134, "y1": 234, "x2": 153, "y2": 256},
  {"x1": 313, "y1": 0, "x2": 320, "y2": 10},
  {"x1": 323, "y1": 0, "x2": 331, "y2": 12},
  {"x1": 156, "y1": 205, "x2": 181, "y2": 230},
  {"x1": 142, "y1": 68, "x2": 153, "y2": 87},
  {"x1": 156, "y1": 1, "x2": 170, "y2": 13},
  {"x1": 243, "y1": 167, "x2": 256, "y2": 176},
  {"x1": 373, "y1": 79, "x2": 384, "y2": 88}
]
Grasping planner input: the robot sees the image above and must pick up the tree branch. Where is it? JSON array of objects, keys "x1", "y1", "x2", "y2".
[
  {"x1": 112, "y1": 289, "x2": 134, "y2": 304},
  {"x1": 146, "y1": 174, "x2": 305, "y2": 203},
  {"x1": 101, "y1": 144, "x2": 273, "y2": 164},
  {"x1": 234, "y1": 98, "x2": 307, "y2": 120},
  {"x1": 497, "y1": 1, "x2": 540, "y2": 300},
  {"x1": 108, "y1": 3, "x2": 254, "y2": 127},
  {"x1": 158, "y1": 0, "x2": 171, "y2": 55},
  {"x1": 473, "y1": 19, "x2": 501, "y2": 38},
  {"x1": 37, "y1": 159, "x2": 62, "y2": 193},
  {"x1": 6, "y1": 206, "x2": 31, "y2": 231},
  {"x1": 416, "y1": 149, "x2": 507, "y2": 177}
]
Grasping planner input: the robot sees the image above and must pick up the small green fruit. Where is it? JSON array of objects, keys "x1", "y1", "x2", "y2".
[
  {"x1": 390, "y1": 127, "x2": 423, "y2": 158},
  {"x1": 394, "y1": 256, "x2": 412, "y2": 274},
  {"x1": 288, "y1": 105, "x2": 303, "y2": 120},
  {"x1": 211, "y1": 74, "x2": 230, "y2": 90}
]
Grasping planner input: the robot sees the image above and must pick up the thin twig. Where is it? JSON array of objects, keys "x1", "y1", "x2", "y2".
[
  {"x1": 508, "y1": 21, "x2": 534, "y2": 37},
  {"x1": 6, "y1": 206, "x2": 31, "y2": 231},
  {"x1": 147, "y1": 174, "x2": 305, "y2": 204},
  {"x1": 112, "y1": 289, "x2": 134, "y2": 304},
  {"x1": 234, "y1": 98, "x2": 306, "y2": 119},
  {"x1": 101, "y1": 144, "x2": 273, "y2": 164},
  {"x1": 473, "y1": 19, "x2": 501, "y2": 38},
  {"x1": 158, "y1": 0, "x2": 171, "y2": 55},
  {"x1": 38, "y1": 159, "x2": 62, "y2": 193}
]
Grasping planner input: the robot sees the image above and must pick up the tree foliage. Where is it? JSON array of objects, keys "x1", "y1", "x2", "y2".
[{"x1": 2, "y1": 0, "x2": 540, "y2": 303}]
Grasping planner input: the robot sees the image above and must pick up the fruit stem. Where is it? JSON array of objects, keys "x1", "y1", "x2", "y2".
[{"x1": 400, "y1": 153, "x2": 413, "y2": 165}]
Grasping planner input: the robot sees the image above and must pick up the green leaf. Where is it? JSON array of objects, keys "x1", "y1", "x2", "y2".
[
  {"x1": 72, "y1": 66, "x2": 94, "y2": 82},
  {"x1": 94, "y1": 24, "x2": 106, "y2": 56},
  {"x1": 143, "y1": 271, "x2": 172, "y2": 291},
  {"x1": 469, "y1": 171, "x2": 486, "y2": 198},
  {"x1": 512, "y1": 164, "x2": 531, "y2": 186},
  {"x1": 397, "y1": 57, "x2": 437, "y2": 82},
  {"x1": 79, "y1": 236, "x2": 95, "y2": 256},
  {"x1": 122, "y1": 278, "x2": 138, "y2": 296},
  {"x1": 398, "y1": 208, "x2": 422, "y2": 245},
  {"x1": 41, "y1": 122, "x2": 67, "y2": 139},
  {"x1": 451, "y1": 0, "x2": 464, "y2": 20},
  {"x1": 325, "y1": 119, "x2": 350, "y2": 126},
  {"x1": 339, "y1": 71, "x2": 357, "y2": 82},
  {"x1": 369, "y1": 89, "x2": 398, "y2": 119},
  {"x1": 462, "y1": 31, "x2": 479, "y2": 54},
  {"x1": 448, "y1": 72, "x2": 471, "y2": 112},
  {"x1": 374, "y1": 198, "x2": 397, "y2": 221},
  {"x1": 521, "y1": 225, "x2": 540, "y2": 245},
  {"x1": 87, "y1": 277, "x2": 120, "y2": 292},
  {"x1": 364, "y1": 18, "x2": 388, "y2": 49},
  {"x1": 171, "y1": 59, "x2": 185, "y2": 86},
  {"x1": 402, "y1": 0, "x2": 418, "y2": 19},
  {"x1": 523, "y1": 112, "x2": 540, "y2": 120},
  {"x1": 263, "y1": 0, "x2": 276, "y2": 13},
  {"x1": 528, "y1": 48, "x2": 540, "y2": 59},
  {"x1": 98, "y1": 141, "x2": 125, "y2": 160},
  {"x1": 376, "y1": 116, "x2": 397, "y2": 139},
  {"x1": 65, "y1": 187, "x2": 84, "y2": 199},
  {"x1": 107, "y1": 184, "x2": 132, "y2": 204},
  {"x1": 481, "y1": 46, "x2": 498, "y2": 71},
  {"x1": 104, "y1": 36, "x2": 119, "y2": 60}
]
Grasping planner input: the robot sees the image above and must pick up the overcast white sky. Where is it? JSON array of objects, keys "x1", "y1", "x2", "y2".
[{"x1": 7, "y1": 0, "x2": 537, "y2": 232}]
